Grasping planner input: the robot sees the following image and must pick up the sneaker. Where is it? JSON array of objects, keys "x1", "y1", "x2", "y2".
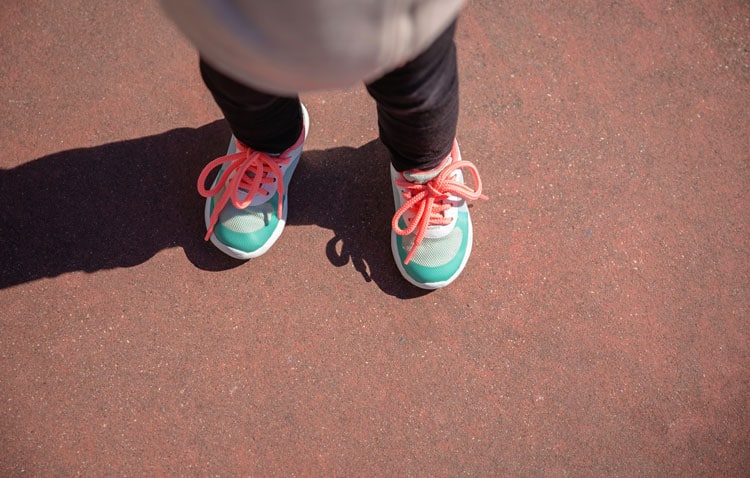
[
  {"x1": 197, "y1": 104, "x2": 309, "y2": 259},
  {"x1": 391, "y1": 140, "x2": 487, "y2": 289}
]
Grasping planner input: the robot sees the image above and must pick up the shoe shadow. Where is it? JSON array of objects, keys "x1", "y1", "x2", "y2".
[
  {"x1": 0, "y1": 122, "x2": 429, "y2": 298},
  {"x1": 289, "y1": 140, "x2": 430, "y2": 299}
]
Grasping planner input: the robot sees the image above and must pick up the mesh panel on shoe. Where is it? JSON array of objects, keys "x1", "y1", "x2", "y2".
[
  {"x1": 219, "y1": 202, "x2": 274, "y2": 233},
  {"x1": 402, "y1": 227, "x2": 463, "y2": 268}
]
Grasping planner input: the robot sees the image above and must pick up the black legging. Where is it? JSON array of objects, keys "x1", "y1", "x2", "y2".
[{"x1": 199, "y1": 21, "x2": 458, "y2": 172}]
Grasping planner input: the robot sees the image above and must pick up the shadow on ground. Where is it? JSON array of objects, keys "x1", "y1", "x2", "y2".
[{"x1": 0, "y1": 121, "x2": 429, "y2": 298}]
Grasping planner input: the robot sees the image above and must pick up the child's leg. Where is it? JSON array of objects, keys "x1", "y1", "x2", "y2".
[
  {"x1": 368, "y1": 20, "x2": 487, "y2": 289},
  {"x1": 365, "y1": 21, "x2": 458, "y2": 172},
  {"x1": 197, "y1": 59, "x2": 309, "y2": 260},
  {"x1": 199, "y1": 58, "x2": 302, "y2": 153}
]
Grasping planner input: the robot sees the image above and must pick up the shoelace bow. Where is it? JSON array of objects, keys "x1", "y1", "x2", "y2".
[
  {"x1": 392, "y1": 160, "x2": 488, "y2": 265},
  {"x1": 197, "y1": 139, "x2": 297, "y2": 241}
]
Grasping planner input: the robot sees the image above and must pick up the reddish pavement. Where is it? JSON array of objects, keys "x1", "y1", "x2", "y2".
[{"x1": 1, "y1": 1, "x2": 748, "y2": 475}]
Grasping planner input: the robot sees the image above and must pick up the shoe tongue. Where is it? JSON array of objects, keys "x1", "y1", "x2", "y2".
[{"x1": 403, "y1": 155, "x2": 451, "y2": 184}]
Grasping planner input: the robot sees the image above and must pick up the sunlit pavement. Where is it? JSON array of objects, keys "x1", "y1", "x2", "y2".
[{"x1": 1, "y1": 1, "x2": 748, "y2": 475}]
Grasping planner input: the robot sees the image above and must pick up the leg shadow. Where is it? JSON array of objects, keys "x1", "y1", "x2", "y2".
[
  {"x1": 1, "y1": 127, "x2": 429, "y2": 297},
  {"x1": 0, "y1": 121, "x2": 242, "y2": 289}
]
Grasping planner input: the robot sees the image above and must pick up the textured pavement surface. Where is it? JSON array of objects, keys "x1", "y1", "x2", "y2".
[{"x1": 1, "y1": 0, "x2": 748, "y2": 475}]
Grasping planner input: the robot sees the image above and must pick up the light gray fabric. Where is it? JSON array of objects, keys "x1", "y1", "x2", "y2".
[
  {"x1": 161, "y1": 0, "x2": 464, "y2": 95},
  {"x1": 402, "y1": 227, "x2": 463, "y2": 267},
  {"x1": 220, "y1": 201, "x2": 273, "y2": 233}
]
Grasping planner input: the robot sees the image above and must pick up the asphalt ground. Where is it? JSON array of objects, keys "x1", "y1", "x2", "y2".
[{"x1": 1, "y1": 1, "x2": 748, "y2": 475}]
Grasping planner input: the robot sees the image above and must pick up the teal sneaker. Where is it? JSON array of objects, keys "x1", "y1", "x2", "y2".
[
  {"x1": 197, "y1": 104, "x2": 309, "y2": 259},
  {"x1": 391, "y1": 140, "x2": 487, "y2": 289}
]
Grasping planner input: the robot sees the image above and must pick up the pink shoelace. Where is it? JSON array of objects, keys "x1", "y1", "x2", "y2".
[
  {"x1": 197, "y1": 132, "x2": 304, "y2": 241},
  {"x1": 392, "y1": 146, "x2": 488, "y2": 265}
]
